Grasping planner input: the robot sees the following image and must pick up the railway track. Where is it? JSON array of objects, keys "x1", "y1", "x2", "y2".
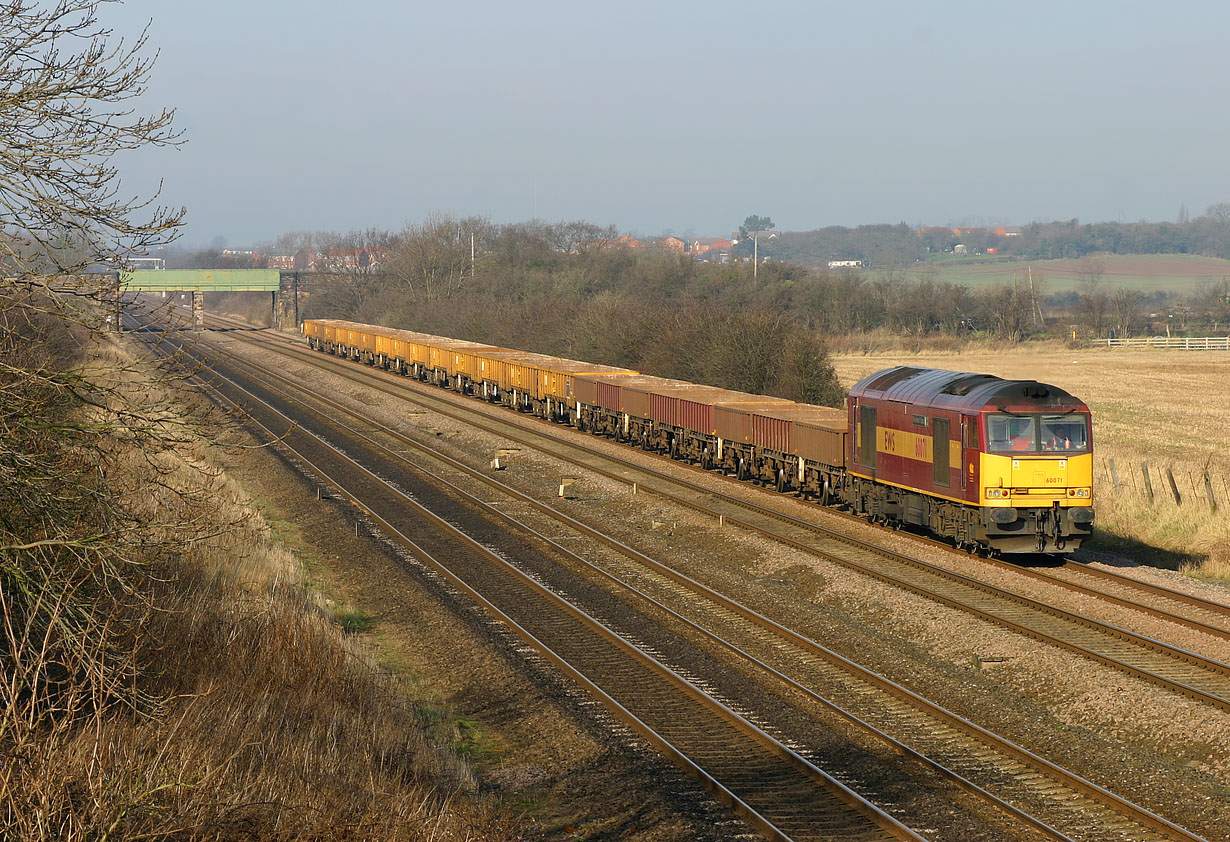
[
  {"x1": 134, "y1": 309, "x2": 1216, "y2": 841},
  {"x1": 129, "y1": 316, "x2": 932, "y2": 841},
  {"x1": 178, "y1": 311, "x2": 1230, "y2": 641},
  {"x1": 178, "y1": 312, "x2": 1230, "y2": 717},
  {"x1": 180, "y1": 309, "x2": 1230, "y2": 642},
  {"x1": 168, "y1": 304, "x2": 1225, "y2": 626}
]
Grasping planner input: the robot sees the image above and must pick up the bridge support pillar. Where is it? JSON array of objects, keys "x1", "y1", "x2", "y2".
[
  {"x1": 271, "y1": 291, "x2": 279, "y2": 328},
  {"x1": 276, "y1": 271, "x2": 301, "y2": 331},
  {"x1": 192, "y1": 290, "x2": 204, "y2": 329}
]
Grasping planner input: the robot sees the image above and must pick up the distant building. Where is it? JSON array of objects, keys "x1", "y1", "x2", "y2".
[
  {"x1": 690, "y1": 237, "x2": 732, "y2": 258},
  {"x1": 265, "y1": 247, "x2": 385, "y2": 272},
  {"x1": 266, "y1": 252, "x2": 300, "y2": 270},
  {"x1": 827, "y1": 259, "x2": 864, "y2": 269},
  {"x1": 319, "y1": 247, "x2": 383, "y2": 273},
  {"x1": 126, "y1": 257, "x2": 165, "y2": 270}
]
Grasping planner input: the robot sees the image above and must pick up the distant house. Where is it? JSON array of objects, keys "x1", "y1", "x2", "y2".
[
  {"x1": 220, "y1": 248, "x2": 262, "y2": 268},
  {"x1": 827, "y1": 259, "x2": 864, "y2": 269},
  {"x1": 953, "y1": 244, "x2": 968, "y2": 255},
  {"x1": 266, "y1": 249, "x2": 317, "y2": 271},
  {"x1": 266, "y1": 253, "x2": 299, "y2": 270},
  {"x1": 660, "y1": 236, "x2": 686, "y2": 253},
  {"x1": 615, "y1": 234, "x2": 643, "y2": 249},
  {"x1": 319, "y1": 247, "x2": 383, "y2": 273},
  {"x1": 690, "y1": 237, "x2": 732, "y2": 257},
  {"x1": 126, "y1": 257, "x2": 165, "y2": 270}
]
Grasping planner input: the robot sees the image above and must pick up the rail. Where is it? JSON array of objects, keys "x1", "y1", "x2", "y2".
[
  {"x1": 196, "y1": 314, "x2": 1230, "y2": 715},
  {"x1": 153, "y1": 312, "x2": 1215, "y2": 841}
]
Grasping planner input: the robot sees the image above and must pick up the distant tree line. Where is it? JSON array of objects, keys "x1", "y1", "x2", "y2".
[
  {"x1": 216, "y1": 215, "x2": 1230, "y2": 390},
  {"x1": 764, "y1": 204, "x2": 1230, "y2": 266}
]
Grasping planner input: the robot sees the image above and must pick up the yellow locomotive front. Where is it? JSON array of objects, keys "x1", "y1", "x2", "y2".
[{"x1": 978, "y1": 410, "x2": 1095, "y2": 553}]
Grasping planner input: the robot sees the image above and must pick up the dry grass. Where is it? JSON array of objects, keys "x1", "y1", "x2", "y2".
[
  {"x1": 831, "y1": 344, "x2": 1230, "y2": 580},
  {"x1": 1, "y1": 334, "x2": 518, "y2": 841}
]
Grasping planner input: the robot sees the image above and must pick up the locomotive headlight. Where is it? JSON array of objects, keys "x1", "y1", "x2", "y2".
[
  {"x1": 1067, "y1": 488, "x2": 1091, "y2": 498},
  {"x1": 986, "y1": 488, "x2": 1004, "y2": 498}
]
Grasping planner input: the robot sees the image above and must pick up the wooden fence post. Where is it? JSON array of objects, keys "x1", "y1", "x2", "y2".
[
  {"x1": 1165, "y1": 467, "x2": 1182, "y2": 506},
  {"x1": 1108, "y1": 458, "x2": 1120, "y2": 492},
  {"x1": 1141, "y1": 461, "x2": 1154, "y2": 504},
  {"x1": 1206, "y1": 471, "x2": 1219, "y2": 512}
]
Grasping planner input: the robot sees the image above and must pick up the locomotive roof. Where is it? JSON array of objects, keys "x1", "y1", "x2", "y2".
[{"x1": 849, "y1": 366, "x2": 1086, "y2": 411}]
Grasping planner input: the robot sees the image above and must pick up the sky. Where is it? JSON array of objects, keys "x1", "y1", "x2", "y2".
[{"x1": 103, "y1": 0, "x2": 1230, "y2": 247}]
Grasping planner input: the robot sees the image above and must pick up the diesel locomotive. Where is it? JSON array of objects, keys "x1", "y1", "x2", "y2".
[{"x1": 302, "y1": 319, "x2": 1094, "y2": 554}]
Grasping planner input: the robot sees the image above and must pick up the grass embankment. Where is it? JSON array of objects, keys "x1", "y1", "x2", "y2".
[
  {"x1": 1, "y1": 332, "x2": 516, "y2": 840},
  {"x1": 831, "y1": 343, "x2": 1230, "y2": 582}
]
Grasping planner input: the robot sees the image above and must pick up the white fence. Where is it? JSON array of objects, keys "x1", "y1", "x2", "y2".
[{"x1": 1092, "y1": 336, "x2": 1230, "y2": 350}]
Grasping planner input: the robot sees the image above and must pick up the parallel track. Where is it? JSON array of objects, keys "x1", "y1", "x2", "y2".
[
  {"x1": 184, "y1": 311, "x2": 1230, "y2": 642},
  {"x1": 133, "y1": 307, "x2": 1215, "y2": 841},
  {"x1": 205, "y1": 329, "x2": 1208, "y2": 842},
  {"x1": 182, "y1": 307, "x2": 1230, "y2": 633},
  {"x1": 180, "y1": 313, "x2": 1230, "y2": 716},
  {"x1": 129, "y1": 316, "x2": 927, "y2": 841}
]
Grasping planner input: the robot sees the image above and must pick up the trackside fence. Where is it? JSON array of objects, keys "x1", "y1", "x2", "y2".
[
  {"x1": 1099, "y1": 458, "x2": 1222, "y2": 511},
  {"x1": 1092, "y1": 336, "x2": 1230, "y2": 350}
]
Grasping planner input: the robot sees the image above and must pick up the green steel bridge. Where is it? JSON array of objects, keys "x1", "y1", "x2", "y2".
[
  {"x1": 106, "y1": 269, "x2": 302, "y2": 329},
  {"x1": 120, "y1": 268, "x2": 285, "y2": 292}
]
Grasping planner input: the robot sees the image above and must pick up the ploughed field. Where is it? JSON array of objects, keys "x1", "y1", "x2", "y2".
[
  {"x1": 832, "y1": 346, "x2": 1230, "y2": 578},
  {"x1": 928, "y1": 254, "x2": 1230, "y2": 292}
]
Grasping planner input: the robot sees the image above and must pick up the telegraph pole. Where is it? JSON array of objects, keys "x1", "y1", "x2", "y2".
[{"x1": 753, "y1": 231, "x2": 759, "y2": 280}]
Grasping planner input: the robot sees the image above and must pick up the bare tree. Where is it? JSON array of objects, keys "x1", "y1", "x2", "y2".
[
  {"x1": 978, "y1": 282, "x2": 1030, "y2": 342},
  {"x1": 0, "y1": 0, "x2": 189, "y2": 803},
  {"x1": 1, "y1": 0, "x2": 184, "y2": 295},
  {"x1": 1108, "y1": 288, "x2": 1141, "y2": 338},
  {"x1": 1075, "y1": 256, "x2": 1110, "y2": 337},
  {"x1": 383, "y1": 213, "x2": 492, "y2": 301},
  {"x1": 1204, "y1": 202, "x2": 1230, "y2": 225}
]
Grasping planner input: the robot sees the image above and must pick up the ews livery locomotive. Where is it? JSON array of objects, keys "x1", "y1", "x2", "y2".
[
  {"x1": 847, "y1": 366, "x2": 1094, "y2": 553},
  {"x1": 302, "y1": 319, "x2": 1094, "y2": 555}
]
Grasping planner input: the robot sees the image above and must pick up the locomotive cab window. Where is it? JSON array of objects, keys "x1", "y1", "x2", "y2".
[
  {"x1": 987, "y1": 414, "x2": 1038, "y2": 453},
  {"x1": 986, "y1": 413, "x2": 1089, "y2": 454},
  {"x1": 1040, "y1": 414, "x2": 1090, "y2": 452},
  {"x1": 963, "y1": 416, "x2": 980, "y2": 448}
]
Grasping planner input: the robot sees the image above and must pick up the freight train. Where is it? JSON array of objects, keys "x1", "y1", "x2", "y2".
[{"x1": 302, "y1": 319, "x2": 1094, "y2": 554}]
